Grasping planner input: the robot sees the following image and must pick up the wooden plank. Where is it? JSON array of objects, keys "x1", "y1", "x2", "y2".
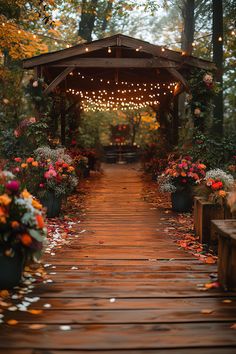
[
  {"x1": 0, "y1": 323, "x2": 236, "y2": 350},
  {"x1": 1, "y1": 349, "x2": 235, "y2": 354}
]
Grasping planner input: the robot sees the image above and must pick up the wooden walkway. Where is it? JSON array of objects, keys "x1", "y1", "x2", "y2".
[{"x1": 1, "y1": 164, "x2": 236, "y2": 353}]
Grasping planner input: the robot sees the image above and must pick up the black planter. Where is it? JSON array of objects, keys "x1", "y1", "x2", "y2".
[
  {"x1": 83, "y1": 166, "x2": 90, "y2": 178},
  {"x1": 171, "y1": 190, "x2": 193, "y2": 212},
  {"x1": 0, "y1": 247, "x2": 24, "y2": 289},
  {"x1": 41, "y1": 192, "x2": 62, "y2": 218}
]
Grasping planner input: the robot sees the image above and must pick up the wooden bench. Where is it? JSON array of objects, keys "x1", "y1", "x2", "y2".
[
  {"x1": 211, "y1": 219, "x2": 236, "y2": 291},
  {"x1": 193, "y1": 197, "x2": 224, "y2": 247}
]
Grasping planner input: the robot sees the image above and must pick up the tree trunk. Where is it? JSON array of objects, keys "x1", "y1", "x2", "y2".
[
  {"x1": 212, "y1": 0, "x2": 224, "y2": 137},
  {"x1": 181, "y1": 0, "x2": 195, "y2": 54},
  {"x1": 78, "y1": 0, "x2": 98, "y2": 42}
]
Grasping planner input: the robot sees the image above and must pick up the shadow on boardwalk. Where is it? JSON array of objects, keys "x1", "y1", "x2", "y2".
[{"x1": 0, "y1": 164, "x2": 236, "y2": 353}]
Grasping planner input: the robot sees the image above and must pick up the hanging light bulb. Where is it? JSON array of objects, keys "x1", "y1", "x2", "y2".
[
  {"x1": 218, "y1": 36, "x2": 223, "y2": 41},
  {"x1": 108, "y1": 47, "x2": 111, "y2": 53}
]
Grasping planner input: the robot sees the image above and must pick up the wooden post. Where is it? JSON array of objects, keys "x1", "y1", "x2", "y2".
[
  {"x1": 172, "y1": 95, "x2": 179, "y2": 146},
  {"x1": 60, "y1": 96, "x2": 66, "y2": 146}
]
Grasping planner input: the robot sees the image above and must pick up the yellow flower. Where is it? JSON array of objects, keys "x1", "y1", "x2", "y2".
[
  {"x1": 21, "y1": 163, "x2": 28, "y2": 168},
  {"x1": 32, "y1": 199, "x2": 43, "y2": 210},
  {"x1": 218, "y1": 190, "x2": 227, "y2": 198},
  {"x1": 21, "y1": 189, "x2": 32, "y2": 199},
  {"x1": 0, "y1": 194, "x2": 12, "y2": 206}
]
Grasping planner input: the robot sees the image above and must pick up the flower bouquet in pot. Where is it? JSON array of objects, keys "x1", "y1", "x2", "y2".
[
  {"x1": 13, "y1": 147, "x2": 78, "y2": 218},
  {"x1": 194, "y1": 169, "x2": 234, "y2": 206},
  {"x1": 158, "y1": 156, "x2": 207, "y2": 212},
  {"x1": 0, "y1": 170, "x2": 47, "y2": 289}
]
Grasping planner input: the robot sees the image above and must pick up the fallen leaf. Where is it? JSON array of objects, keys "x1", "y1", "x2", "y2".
[
  {"x1": 201, "y1": 309, "x2": 214, "y2": 314},
  {"x1": 0, "y1": 290, "x2": 9, "y2": 298},
  {"x1": 28, "y1": 309, "x2": 43, "y2": 315},
  {"x1": 29, "y1": 324, "x2": 46, "y2": 329},
  {"x1": 205, "y1": 282, "x2": 220, "y2": 289},
  {"x1": 7, "y1": 319, "x2": 18, "y2": 325}
]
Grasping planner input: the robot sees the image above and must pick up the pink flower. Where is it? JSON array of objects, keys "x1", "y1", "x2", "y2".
[
  {"x1": 32, "y1": 81, "x2": 38, "y2": 88},
  {"x1": 6, "y1": 180, "x2": 20, "y2": 193},
  {"x1": 194, "y1": 108, "x2": 201, "y2": 116},
  {"x1": 39, "y1": 183, "x2": 44, "y2": 188},
  {"x1": 14, "y1": 167, "x2": 20, "y2": 173},
  {"x1": 44, "y1": 169, "x2": 57, "y2": 179}
]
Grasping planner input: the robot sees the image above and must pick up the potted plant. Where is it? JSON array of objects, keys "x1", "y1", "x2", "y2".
[
  {"x1": 158, "y1": 156, "x2": 207, "y2": 212},
  {"x1": 0, "y1": 170, "x2": 47, "y2": 289},
  {"x1": 195, "y1": 169, "x2": 234, "y2": 205},
  {"x1": 13, "y1": 147, "x2": 78, "y2": 218}
]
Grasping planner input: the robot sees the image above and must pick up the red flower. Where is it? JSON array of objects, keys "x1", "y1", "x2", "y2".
[{"x1": 212, "y1": 181, "x2": 223, "y2": 190}]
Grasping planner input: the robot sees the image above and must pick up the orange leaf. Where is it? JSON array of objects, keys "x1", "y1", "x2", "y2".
[
  {"x1": 28, "y1": 309, "x2": 43, "y2": 315},
  {"x1": 28, "y1": 324, "x2": 46, "y2": 329},
  {"x1": 205, "y1": 257, "x2": 216, "y2": 264},
  {"x1": 0, "y1": 290, "x2": 10, "y2": 298},
  {"x1": 7, "y1": 319, "x2": 18, "y2": 325},
  {"x1": 201, "y1": 309, "x2": 214, "y2": 314}
]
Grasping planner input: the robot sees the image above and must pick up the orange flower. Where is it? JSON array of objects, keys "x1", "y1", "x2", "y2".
[
  {"x1": 21, "y1": 163, "x2": 28, "y2": 169},
  {"x1": 26, "y1": 157, "x2": 34, "y2": 163},
  {"x1": 68, "y1": 166, "x2": 75, "y2": 172},
  {"x1": 0, "y1": 194, "x2": 12, "y2": 206},
  {"x1": 21, "y1": 189, "x2": 31, "y2": 199},
  {"x1": 21, "y1": 234, "x2": 32, "y2": 246},
  {"x1": 36, "y1": 214, "x2": 45, "y2": 228},
  {"x1": 32, "y1": 199, "x2": 42, "y2": 210},
  {"x1": 0, "y1": 206, "x2": 7, "y2": 223},
  {"x1": 218, "y1": 190, "x2": 226, "y2": 198},
  {"x1": 181, "y1": 172, "x2": 187, "y2": 177},
  {"x1": 32, "y1": 161, "x2": 38, "y2": 167},
  {"x1": 11, "y1": 221, "x2": 20, "y2": 228}
]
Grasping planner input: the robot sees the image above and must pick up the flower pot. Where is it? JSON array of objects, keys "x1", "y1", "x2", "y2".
[
  {"x1": 0, "y1": 247, "x2": 24, "y2": 289},
  {"x1": 171, "y1": 190, "x2": 193, "y2": 212},
  {"x1": 83, "y1": 166, "x2": 90, "y2": 178},
  {"x1": 41, "y1": 192, "x2": 62, "y2": 218}
]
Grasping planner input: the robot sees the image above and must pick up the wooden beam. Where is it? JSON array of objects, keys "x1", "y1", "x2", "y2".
[
  {"x1": 166, "y1": 68, "x2": 190, "y2": 92},
  {"x1": 120, "y1": 36, "x2": 216, "y2": 70},
  {"x1": 23, "y1": 36, "x2": 118, "y2": 69},
  {"x1": 50, "y1": 58, "x2": 177, "y2": 68},
  {"x1": 43, "y1": 67, "x2": 72, "y2": 95}
]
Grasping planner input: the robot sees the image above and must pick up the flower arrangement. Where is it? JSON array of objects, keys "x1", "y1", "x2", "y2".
[
  {"x1": 195, "y1": 168, "x2": 234, "y2": 205},
  {"x1": 158, "y1": 156, "x2": 207, "y2": 193},
  {"x1": 0, "y1": 170, "x2": 47, "y2": 262},
  {"x1": 13, "y1": 147, "x2": 78, "y2": 199}
]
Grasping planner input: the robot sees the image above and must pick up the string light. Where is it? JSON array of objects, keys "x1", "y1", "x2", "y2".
[
  {"x1": 192, "y1": 42, "x2": 196, "y2": 47},
  {"x1": 218, "y1": 36, "x2": 223, "y2": 42},
  {"x1": 161, "y1": 47, "x2": 165, "y2": 52},
  {"x1": 33, "y1": 34, "x2": 37, "y2": 39},
  {"x1": 85, "y1": 47, "x2": 89, "y2": 52},
  {"x1": 108, "y1": 47, "x2": 112, "y2": 53}
]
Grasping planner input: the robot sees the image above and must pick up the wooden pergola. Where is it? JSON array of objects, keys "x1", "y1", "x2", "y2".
[{"x1": 23, "y1": 34, "x2": 215, "y2": 145}]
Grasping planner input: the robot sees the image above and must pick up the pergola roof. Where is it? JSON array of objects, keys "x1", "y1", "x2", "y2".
[{"x1": 23, "y1": 34, "x2": 216, "y2": 111}]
